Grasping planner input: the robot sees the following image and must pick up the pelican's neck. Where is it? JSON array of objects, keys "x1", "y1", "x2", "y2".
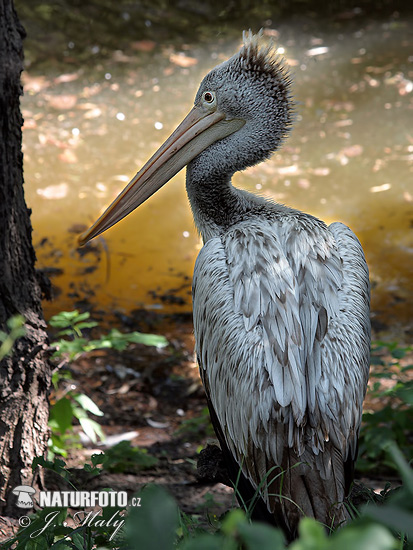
[
  {"x1": 186, "y1": 169, "x2": 229, "y2": 242},
  {"x1": 186, "y1": 161, "x2": 261, "y2": 243}
]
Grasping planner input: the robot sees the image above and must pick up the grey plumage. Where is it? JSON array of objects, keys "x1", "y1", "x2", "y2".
[
  {"x1": 193, "y1": 215, "x2": 370, "y2": 536},
  {"x1": 188, "y1": 32, "x2": 370, "y2": 537}
]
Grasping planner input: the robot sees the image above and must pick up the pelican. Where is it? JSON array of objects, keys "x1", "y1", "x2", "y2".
[{"x1": 79, "y1": 31, "x2": 370, "y2": 538}]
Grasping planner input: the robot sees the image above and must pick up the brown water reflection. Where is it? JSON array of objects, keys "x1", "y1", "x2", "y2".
[{"x1": 21, "y1": 16, "x2": 413, "y2": 336}]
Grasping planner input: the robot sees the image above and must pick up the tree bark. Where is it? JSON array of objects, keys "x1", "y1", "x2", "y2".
[{"x1": 0, "y1": 0, "x2": 51, "y2": 516}]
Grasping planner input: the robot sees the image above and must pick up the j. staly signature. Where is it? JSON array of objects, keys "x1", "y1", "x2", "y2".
[{"x1": 31, "y1": 509, "x2": 125, "y2": 541}]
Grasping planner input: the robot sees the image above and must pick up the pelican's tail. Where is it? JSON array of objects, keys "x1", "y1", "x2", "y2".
[{"x1": 265, "y1": 442, "x2": 351, "y2": 540}]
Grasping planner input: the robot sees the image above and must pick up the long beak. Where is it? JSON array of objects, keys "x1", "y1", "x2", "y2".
[{"x1": 78, "y1": 105, "x2": 245, "y2": 246}]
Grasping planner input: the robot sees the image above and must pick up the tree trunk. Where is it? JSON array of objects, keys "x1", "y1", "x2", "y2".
[{"x1": 0, "y1": 0, "x2": 51, "y2": 516}]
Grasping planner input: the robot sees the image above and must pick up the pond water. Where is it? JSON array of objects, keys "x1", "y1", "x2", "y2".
[{"x1": 19, "y1": 6, "x2": 412, "y2": 336}]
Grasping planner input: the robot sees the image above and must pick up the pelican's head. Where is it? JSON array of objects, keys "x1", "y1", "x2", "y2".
[{"x1": 79, "y1": 31, "x2": 293, "y2": 245}]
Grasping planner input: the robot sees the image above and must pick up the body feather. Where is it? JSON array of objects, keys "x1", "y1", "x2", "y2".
[{"x1": 193, "y1": 208, "x2": 370, "y2": 537}]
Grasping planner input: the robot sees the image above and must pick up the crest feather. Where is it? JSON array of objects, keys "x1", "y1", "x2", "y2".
[
  {"x1": 238, "y1": 29, "x2": 293, "y2": 127},
  {"x1": 240, "y1": 29, "x2": 291, "y2": 86}
]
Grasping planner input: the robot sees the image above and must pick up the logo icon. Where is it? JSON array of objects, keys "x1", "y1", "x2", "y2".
[{"x1": 12, "y1": 486, "x2": 36, "y2": 508}]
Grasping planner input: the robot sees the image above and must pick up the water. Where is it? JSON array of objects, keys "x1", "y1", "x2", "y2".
[{"x1": 20, "y1": 9, "x2": 412, "y2": 336}]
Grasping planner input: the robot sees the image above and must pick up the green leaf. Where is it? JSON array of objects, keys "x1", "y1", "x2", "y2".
[
  {"x1": 330, "y1": 523, "x2": 397, "y2": 550},
  {"x1": 52, "y1": 337, "x2": 89, "y2": 359},
  {"x1": 125, "y1": 485, "x2": 179, "y2": 550},
  {"x1": 237, "y1": 521, "x2": 286, "y2": 549},
  {"x1": 289, "y1": 518, "x2": 328, "y2": 550},
  {"x1": 49, "y1": 397, "x2": 75, "y2": 435},
  {"x1": 394, "y1": 381, "x2": 413, "y2": 405},
  {"x1": 0, "y1": 314, "x2": 26, "y2": 360},
  {"x1": 75, "y1": 320, "x2": 99, "y2": 330},
  {"x1": 178, "y1": 534, "x2": 231, "y2": 550},
  {"x1": 50, "y1": 541, "x2": 73, "y2": 549},
  {"x1": 48, "y1": 434, "x2": 68, "y2": 457},
  {"x1": 401, "y1": 364, "x2": 413, "y2": 372},
  {"x1": 90, "y1": 452, "x2": 107, "y2": 468},
  {"x1": 364, "y1": 505, "x2": 413, "y2": 538},
  {"x1": 387, "y1": 444, "x2": 413, "y2": 495},
  {"x1": 65, "y1": 530, "x2": 91, "y2": 549},
  {"x1": 55, "y1": 328, "x2": 79, "y2": 337},
  {"x1": 24, "y1": 539, "x2": 51, "y2": 550},
  {"x1": 391, "y1": 348, "x2": 406, "y2": 359},
  {"x1": 93, "y1": 329, "x2": 168, "y2": 351},
  {"x1": 102, "y1": 441, "x2": 158, "y2": 473},
  {"x1": 78, "y1": 417, "x2": 105, "y2": 443},
  {"x1": 370, "y1": 356, "x2": 385, "y2": 366},
  {"x1": 73, "y1": 393, "x2": 104, "y2": 416},
  {"x1": 11, "y1": 509, "x2": 68, "y2": 549},
  {"x1": 49, "y1": 311, "x2": 168, "y2": 361},
  {"x1": 127, "y1": 331, "x2": 168, "y2": 348},
  {"x1": 7, "y1": 314, "x2": 25, "y2": 330},
  {"x1": 49, "y1": 310, "x2": 81, "y2": 328},
  {"x1": 221, "y1": 509, "x2": 246, "y2": 536},
  {"x1": 32, "y1": 456, "x2": 67, "y2": 473}
]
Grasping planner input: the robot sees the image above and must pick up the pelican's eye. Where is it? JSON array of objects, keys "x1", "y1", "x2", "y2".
[{"x1": 203, "y1": 91, "x2": 215, "y2": 104}]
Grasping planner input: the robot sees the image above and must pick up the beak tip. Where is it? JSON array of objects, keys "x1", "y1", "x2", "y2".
[{"x1": 77, "y1": 233, "x2": 89, "y2": 247}]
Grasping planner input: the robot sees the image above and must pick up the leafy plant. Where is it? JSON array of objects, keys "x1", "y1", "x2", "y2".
[
  {"x1": 5, "y1": 445, "x2": 411, "y2": 550},
  {"x1": 362, "y1": 444, "x2": 412, "y2": 548},
  {"x1": 175, "y1": 406, "x2": 215, "y2": 441},
  {"x1": 357, "y1": 341, "x2": 413, "y2": 473},
  {"x1": 125, "y1": 485, "x2": 180, "y2": 550},
  {"x1": 47, "y1": 310, "x2": 169, "y2": 457},
  {"x1": 48, "y1": 386, "x2": 105, "y2": 457},
  {"x1": 126, "y1": 485, "x2": 397, "y2": 550},
  {"x1": 33, "y1": 454, "x2": 105, "y2": 480},
  {"x1": 98, "y1": 440, "x2": 159, "y2": 473},
  {"x1": 7, "y1": 323, "x2": 409, "y2": 548},
  {"x1": 4, "y1": 456, "x2": 119, "y2": 549},
  {"x1": 49, "y1": 310, "x2": 168, "y2": 360}
]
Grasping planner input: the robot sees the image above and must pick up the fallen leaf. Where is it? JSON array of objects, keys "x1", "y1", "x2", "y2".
[
  {"x1": 364, "y1": 74, "x2": 380, "y2": 87},
  {"x1": 169, "y1": 52, "x2": 198, "y2": 68},
  {"x1": 83, "y1": 107, "x2": 102, "y2": 119},
  {"x1": 37, "y1": 183, "x2": 69, "y2": 200},
  {"x1": 277, "y1": 164, "x2": 299, "y2": 175},
  {"x1": 370, "y1": 183, "x2": 391, "y2": 193},
  {"x1": 112, "y1": 50, "x2": 133, "y2": 63},
  {"x1": 58, "y1": 149, "x2": 78, "y2": 163},
  {"x1": 82, "y1": 84, "x2": 103, "y2": 98},
  {"x1": 311, "y1": 167, "x2": 331, "y2": 176},
  {"x1": 131, "y1": 40, "x2": 156, "y2": 52},
  {"x1": 146, "y1": 418, "x2": 169, "y2": 429},
  {"x1": 54, "y1": 72, "x2": 80, "y2": 84},
  {"x1": 334, "y1": 119, "x2": 353, "y2": 127},
  {"x1": 21, "y1": 73, "x2": 49, "y2": 93},
  {"x1": 46, "y1": 94, "x2": 77, "y2": 110},
  {"x1": 306, "y1": 46, "x2": 329, "y2": 56},
  {"x1": 339, "y1": 144, "x2": 363, "y2": 157},
  {"x1": 22, "y1": 118, "x2": 37, "y2": 130},
  {"x1": 298, "y1": 179, "x2": 311, "y2": 189}
]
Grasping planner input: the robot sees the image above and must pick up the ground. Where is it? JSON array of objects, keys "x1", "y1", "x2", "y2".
[
  {"x1": 0, "y1": 312, "x2": 408, "y2": 543},
  {"x1": 0, "y1": 313, "x2": 234, "y2": 542},
  {"x1": 60, "y1": 313, "x2": 235, "y2": 516}
]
